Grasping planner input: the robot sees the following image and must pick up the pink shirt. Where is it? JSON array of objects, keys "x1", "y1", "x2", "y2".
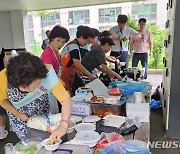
[
  {"x1": 40, "y1": 45, "x2": 61, "y2": 74},
  {"x1": 133, "y1": 29, "x2": 152, "y2": 53}
]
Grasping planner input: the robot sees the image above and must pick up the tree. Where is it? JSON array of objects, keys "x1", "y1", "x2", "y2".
[{"x1": 147, "y1": 24, "x2": 166, "y2": 69}]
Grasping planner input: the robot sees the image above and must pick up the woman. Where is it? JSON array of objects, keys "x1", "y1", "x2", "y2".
[
  {"x1": 41, "y1": 26, "x2": 70, "y2": 112},
  {"x1": 81, "y1": 37, "x2": 122, "y2": 81},
  {"x1": 60, "y1": 26, "x2": 96, "y2": 94},
  {"x1": 41, "y1": 25, "x2": 70, "y2": 77},
  {"x1": 0, "y1": 53, "x2": 72, "y2": 143}
]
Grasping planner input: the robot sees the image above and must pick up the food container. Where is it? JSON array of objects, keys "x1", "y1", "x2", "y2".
[
  {"x1": 41, "y1": 138, "x2": 62, "y2": 151},
  {"x1": 89, "y1": 103, "x2": 123, "y2": 118},
  {"x1": 104, "y1": 96, "x2": 120, "y2": 104}
]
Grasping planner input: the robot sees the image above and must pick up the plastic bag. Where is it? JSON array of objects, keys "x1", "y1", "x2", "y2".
[
  {"x1": 97, "y1": 133, "x2": 124, "y2": 150},
  {"x1": 150, "y1": 99, "x2": 162, "y2": 110},
  {"x1": 100, "y1": 140, "x2": 151, "y2": 154},
  {"x1": 14, "y1": 138, "x2": 42, "y2": 154}
]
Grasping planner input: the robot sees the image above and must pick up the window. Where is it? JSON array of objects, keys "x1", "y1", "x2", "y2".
[
  {"x1": 69, "y1": 28, "x2": 77, "y2": 39},
  {"x1": 41, "y1": 15, "x2": 56, "y2": 27},
  {"x1": 99, "y1": 7, "x2": 121, "y2": 23},
  {"x1": 29, "y1": 30, "x2": 34, "y2": 43},
  {"x1": 68, "y1": 10, "x2": 90, "y2": 25},
  {"x1": 28, "y1": 15, "x2": 33, "y2": 28},
  {"x1": 132, "y1": 4, "x2": 157, "y2": 22}
]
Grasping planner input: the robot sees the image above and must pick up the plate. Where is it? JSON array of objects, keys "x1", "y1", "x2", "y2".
[
  {"x1": 75, "y1": 131, "x2": 101, "y2": 143},
  {"x1": 82, "y1": 115, "x2": 101, "y2": 123},
  {"x1": 70, "y1": 115, "x2": 82, "y2": 123},
  {"x1": 75, "y1": 123, "x2": 96, "y2": 132}
]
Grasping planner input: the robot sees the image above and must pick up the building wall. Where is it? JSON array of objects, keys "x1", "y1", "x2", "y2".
[
  {"x1": 0, "y1": 10, "x2": 30, "y2": 51},
  {"x1": 0, "y1": 12, "x2": 14, "y2": 48},
  {"x1": 30, "y1": 0, "x2": 167, "y2": 43}
]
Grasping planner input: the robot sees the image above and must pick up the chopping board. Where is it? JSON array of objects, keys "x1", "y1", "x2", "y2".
[{"x1": 37, "y1": 144, "x2": 91, "y2": 154}]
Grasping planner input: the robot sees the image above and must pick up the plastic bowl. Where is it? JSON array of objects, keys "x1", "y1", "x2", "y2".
[{"x1": 41, "y1": 138, "x2": 62, "y2": 151}]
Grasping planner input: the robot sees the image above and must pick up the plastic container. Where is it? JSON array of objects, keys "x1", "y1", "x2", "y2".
[
  {"x1": 75, "y1": 123, "x2": 96, "y2": 132},
  {"x1": 90, "y1": 103, "x2": 122, "y2": 118}
]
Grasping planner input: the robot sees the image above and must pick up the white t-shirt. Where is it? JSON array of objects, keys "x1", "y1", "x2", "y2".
[{"x1": 110, "y1": 26, "x2": 138, "y2": 52}]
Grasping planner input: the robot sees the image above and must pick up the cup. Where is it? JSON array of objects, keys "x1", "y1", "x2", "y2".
[{"x1": 134, "y1": 92, "x2": 146, "y2": 103}]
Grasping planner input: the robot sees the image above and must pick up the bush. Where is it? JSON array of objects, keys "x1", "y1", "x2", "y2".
[
  {"x1": 30, "y1": 40, "x2": 43, "y2": 57},
  {"x1": 147, "y1": 24, "x2": 166, "y2": 69}
]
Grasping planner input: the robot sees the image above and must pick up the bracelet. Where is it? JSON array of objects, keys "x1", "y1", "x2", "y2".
[
  {"x1": 59, "y1": 125, "x2": 68, "y2": 131},
  {"x1": 60, "y1": 119, "x2": 69, "y2": 125}
]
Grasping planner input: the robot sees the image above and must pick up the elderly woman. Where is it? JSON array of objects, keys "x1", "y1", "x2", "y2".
[
  {"x1": 0, "y1": 52, "x2": 72, "y2": 143},
  {"x1": 41, "y1": 25, "x2": 70, "y2": 77}
]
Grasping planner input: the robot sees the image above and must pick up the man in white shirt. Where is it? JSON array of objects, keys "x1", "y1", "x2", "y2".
[{"x1": 110, "y1": 15, "x2": 141, "y2": 69}]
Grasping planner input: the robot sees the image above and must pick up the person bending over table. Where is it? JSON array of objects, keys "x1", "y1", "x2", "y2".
[
  {"x1": 81, "y1": 37, "x2": 122, "y2": 81},
  {"x1": 0, "y1": 52, "x2": 72, "y2": 144}
]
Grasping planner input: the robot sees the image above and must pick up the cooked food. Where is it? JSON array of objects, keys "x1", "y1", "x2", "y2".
[{"x1": 90, "y1": 96, "x2": 104, "y2": 103}]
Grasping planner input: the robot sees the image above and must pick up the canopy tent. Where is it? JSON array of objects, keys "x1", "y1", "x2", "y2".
[{"x1": 0, "y1": 0, "x2": 146, "y2": 11}]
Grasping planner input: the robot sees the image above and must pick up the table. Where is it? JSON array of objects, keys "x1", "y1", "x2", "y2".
[{"x1": 68, "y1": 97, "x2": 150, "y2": 153}]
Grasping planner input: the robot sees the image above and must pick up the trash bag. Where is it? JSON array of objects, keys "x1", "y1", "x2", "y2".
[
  {"x1": 150, "y1": 99, "x2": 162, "y2": 110},
  {"x1": 151, "y1": 86, "x2": 161, "y2": 101}
]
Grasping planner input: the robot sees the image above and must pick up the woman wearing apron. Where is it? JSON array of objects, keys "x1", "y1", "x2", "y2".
[
  {"x1": 41, "y1": 25, "x2": 70, "y2": 112},
  {"x1": 0, "y1": 53, "x2": 72, "y2": 144},
  {"x1": 60, "y1": 26, "x2": 96, "y2": 95}
]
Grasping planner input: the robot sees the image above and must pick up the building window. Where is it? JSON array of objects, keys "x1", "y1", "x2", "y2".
[
  {"x1": 28, "y1": 15, "x2": 33, "y2": 28},
  {"x1": 99, "y1": 7, "x2": 121, "y2": 23},
  {"x1": 29, "y1": 30, "x2": 34, "y2": 43},
  {"x1": 69, "y1": 28, "x2": 77, "y2": 39},
  {"x1": 41, "y1": 15, "x2": 56, "y2": 27},
  {"x1": 68, "y1": 10, "x2": 90, "y2": 25},
  {"x1": 132, "y1": 4, "x2": 157, "y2": 23}
]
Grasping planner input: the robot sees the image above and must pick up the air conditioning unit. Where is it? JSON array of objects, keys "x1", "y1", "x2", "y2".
[{"x1": 68, "y1": 19, "x2": 74, "y2": 24}]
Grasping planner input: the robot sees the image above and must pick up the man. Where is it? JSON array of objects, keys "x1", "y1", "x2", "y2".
[
  {"x1": 110, "y1": 15, "x2": 142, "y2": 69},
  {"x1": 130, "y1": 18, "x2": 153, "y2": 79},
  {"x1": 41, "y1": 30, "x2": 50, "y2": 50}
]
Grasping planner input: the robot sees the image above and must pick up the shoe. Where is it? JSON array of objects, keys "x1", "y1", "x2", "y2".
[{"x1": 0, "y1": 130, "x2": 8, "y2": 139}]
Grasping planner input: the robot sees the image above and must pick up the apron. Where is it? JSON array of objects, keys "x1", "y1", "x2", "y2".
[
  {"x1": 7, "y1": 66, "x2": 59, "y2": 140},
  {"x1": 60, "y1": 40, "x2": 82, "y2": 93}
]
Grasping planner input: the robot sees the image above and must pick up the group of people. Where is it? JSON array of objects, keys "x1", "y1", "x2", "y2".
[{"x1": 0, "y1": 14, "x2": 152, "y2": 144}]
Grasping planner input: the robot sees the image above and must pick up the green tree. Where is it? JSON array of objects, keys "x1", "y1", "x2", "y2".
[
  {"x1": 147, "y1": 24, "x2": 166, "y2": 69},
  {"x1": 127, "y1": 15, "x2": 138, "y2": 30},
  {"x1": 29, "y1": 10, "x2": 58, "y2": 57}
]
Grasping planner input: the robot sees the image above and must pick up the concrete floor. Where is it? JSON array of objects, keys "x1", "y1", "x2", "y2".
[{"x1": 1, "y1": 73, "x2": 180, "y2": 154}]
